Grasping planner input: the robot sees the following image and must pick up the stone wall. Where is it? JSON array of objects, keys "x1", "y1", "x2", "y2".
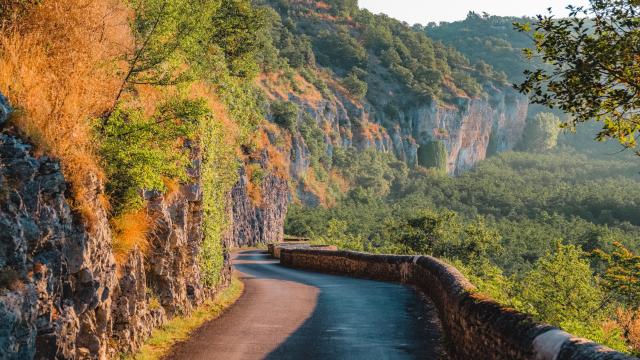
[{"x1": 279, "y1": 249, "x2": 636, "y2": 360}]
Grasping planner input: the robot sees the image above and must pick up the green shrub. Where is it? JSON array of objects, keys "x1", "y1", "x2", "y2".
[
  {"x1": 98, "y1": 97, "x2": 207, "y2": 215},
  {"x1": 271, "y1": 100, "x2": 298, "y2": 132},
  {"x1": 418, "y1": 140, "x2": 448, "y2": 173},
  {"x1": 341, "y1": 72, "x2": 368, "y2": 100}
]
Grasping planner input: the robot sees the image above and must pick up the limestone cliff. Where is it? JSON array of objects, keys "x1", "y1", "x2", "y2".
[{"x1": 260, "y1": 73, "x2": 528, "y2": 205}]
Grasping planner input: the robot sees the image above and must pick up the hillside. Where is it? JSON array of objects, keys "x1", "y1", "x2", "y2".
[
  {"x1": 253, "y1": 0, "x2": 529, "y2": 206},
  {"x1": 425, "y1": 12, "x2": 538, "y2": 83}
]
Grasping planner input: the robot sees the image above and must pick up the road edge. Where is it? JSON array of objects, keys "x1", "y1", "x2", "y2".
[{"x1": 127, "y1": 275, "x2": 245, "y2": 360}]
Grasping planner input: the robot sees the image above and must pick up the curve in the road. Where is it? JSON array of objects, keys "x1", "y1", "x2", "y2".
[{"x1": 167, "y1": 250, "x2": 444, "y2": 360}]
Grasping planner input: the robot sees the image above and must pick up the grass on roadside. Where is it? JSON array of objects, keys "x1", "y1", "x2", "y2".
[{"x1": 129, "y1": 276, "x2": 244, "y2": 360}]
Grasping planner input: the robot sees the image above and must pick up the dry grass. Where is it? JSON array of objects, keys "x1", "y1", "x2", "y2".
[
  {"x1": 302, "y1": 168, "x2": 329, "y2": 207},
  {"x1": 129, "y1": 276, "x2": 244, "y2": 360},
  {"x1": 329, "y1": 170, "x2": 349, "y2": 193},
  {"x1": 245, "y1": 163, "x2": 264, "y2": 206},
  {"x1": 256, "y1": 125, "x2": 292, "y2": 181},
  {"x1": 111, "y1": 209, "x2": 151, "y2": 264},
  {"x1": 190, "y1": 82, "x2": 241, "y2": 151},
  {"x1": 0, "y1": 0, "x2": 132, "y2": 225},
  {"x1": 360, "y1": 121, "x2": 385, "y2": 142},
  {"x1": 256, "y1": 71, "x2": 323, "y2": 107},
  {"x1": 162, "y1": 177, "x2": 182, "y2": 203}
]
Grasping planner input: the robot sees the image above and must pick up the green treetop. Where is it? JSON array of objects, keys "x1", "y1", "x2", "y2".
[{"x1": 516, "y1": 1, "x2": 640, "y2": 152}]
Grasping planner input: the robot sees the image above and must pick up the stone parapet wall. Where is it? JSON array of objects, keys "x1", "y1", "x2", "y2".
[
  {"x1": 279, "y1": 249, "x2": 636, "y2": 360},
  {"x1": 267, "y1": 243, "x2": 337, "y2": 259}
]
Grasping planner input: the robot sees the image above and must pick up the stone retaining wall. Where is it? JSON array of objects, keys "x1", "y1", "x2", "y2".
[{"x1": 279, "y1": 249, "x2": 636, "y2": 360}]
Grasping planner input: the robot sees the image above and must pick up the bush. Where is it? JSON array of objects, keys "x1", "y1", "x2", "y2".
[
  {"x1": 341, "y1": 72, "x2": 368, "y2": 100},
  {"x1": 418, "y1": 141, "x2": 448, "y2": 173},
  {"x1": 271, "y1": 100, "x2": 298, "y2": 132},
  {"x1": 98, "y1": 97, "x2": 206, "y2": 214}
]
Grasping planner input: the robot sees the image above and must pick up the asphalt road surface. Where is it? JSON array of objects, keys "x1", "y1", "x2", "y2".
[{"x1": 167, "y1": 250, "x2": 444, "y2": 360}]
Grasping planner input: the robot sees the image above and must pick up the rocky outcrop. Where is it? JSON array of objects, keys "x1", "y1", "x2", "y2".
[
  {"x1": 395, "y1": 85, "x2": 528, "y2": 174},
  {"x1": 263, "y1": 75, "x2": 527, "y2": 205},
  {"x1": 111, "y1": 249, "x2": 165, "y2": 355},
  {"x1": 0, "y1": 125, "x2": 117, "y2": 358},
  {"x1": 230, "y1": 153, "x2": 289, "y2": 247}
]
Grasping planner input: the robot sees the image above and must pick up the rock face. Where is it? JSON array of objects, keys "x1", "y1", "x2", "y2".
[
  {"x1": 262, "y1": 77, "x2": 528, "y2": 204},
  {"x1": 395, "y1": 86, "x2": 528, "y2": 174},
  {"x1": 230, "y1": 153, "x2": 289, "y2": 247},
  {"x1": 0, "y1": 94, "x2": 256, "y2": 358},
  {"x1": 0, "y1": 132, "x2": 116, "y2": 359}
]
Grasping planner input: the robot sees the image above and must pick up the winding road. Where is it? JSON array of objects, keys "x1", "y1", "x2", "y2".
[{"x1": 167, "y1": 250, "x2": 444, "y2": 360}]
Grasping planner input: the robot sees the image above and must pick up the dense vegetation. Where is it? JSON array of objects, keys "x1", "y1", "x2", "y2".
[
  {"x1": 257, "y1": 0, "x2": 507, "y2": 112},
  {"x1": 0, "y1": 0, "x2": 271, "y2": 285},
  {"x1": 426, "y1": 12, "x2": 539, "y2": 83}
]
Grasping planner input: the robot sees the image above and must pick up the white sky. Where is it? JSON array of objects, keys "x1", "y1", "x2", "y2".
[{"x1": 358, "y1": 0, "x2": 591, "y2": 24}]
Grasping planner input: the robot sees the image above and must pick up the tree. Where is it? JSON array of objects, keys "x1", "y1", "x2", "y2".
[
  {"x1": 519, "y1": 112, "x2": 562, "y2": 152},
  {"x1": 270, "y1": 100, "x2": 298, "y2": 132},
  {"x1": 210, "y1": 0, "x2": 269, "y2": 77},
  {"x1": 518, "y1": 243, "x2": 605, "y2": 333},
  {"x1": 314, "y1": 29, "x2": 367, "y2": 70},
  {"x1": 595, "y1": 243, "x2": 640, "y2": 353},
  {"x1": 98, "y1": 97, "x2": 207, "y2": 214},
  {"x1": 108, "y1": 0, "x2": 219, "y2": 113},
  {"x1": 393, "y1": 210, "x2": 460, "y2": 255},
  {"x1": 418, "y1": 141, "x2": 448, "y2": 173},
  {"x1": 341, "y1": 72, "x2": 368, "y2": 100},
  {"x1": 596, "y1": 243, "x2": 640, "y2": 311},
  {"x1": 516, "y1": 1, "x2": 640, "y2": 151}
]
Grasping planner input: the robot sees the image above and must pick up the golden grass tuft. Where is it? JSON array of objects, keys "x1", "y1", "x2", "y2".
[
  {"x1": 111, "y1": 209, "x2": 151, "y2": 264},
  {"x1": 0, "y1": 0, "x2": 133, "y2": 225},
  {"x1": 162, "y1": 177, "x2": 182, "y2": 203},
  {"x1": 129, "y1": 276, "x2": 244, "y2": 360}
]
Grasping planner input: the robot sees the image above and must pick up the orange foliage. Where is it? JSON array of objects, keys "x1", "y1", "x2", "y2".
[
  {"x1": 256, "y1": 71, "x2": 323, "y2": 107},
  {"x1": 190, "y1": 82, "x2": 240, "y2": 150},
  {"x1": 360, "y1": 121, "x2": 385, "y2": 142},
  {"x1": 111, "y1": 209, "x2": 150, "y2": 264},
  {"x1": 612, "y1": 308, "x2": 640, "y2": 352},
  {"x1": 302, "y1": 168, "x2": 329, "y2": 207},
  {"x1": 0, "y1": 0, "x2": 132, "y2": 224},
  {"x1": 258, "y1": 124, "x2": 292, "y2": 180},
  {"x1": 245, "y1": 163, "x2": 264, "y2": 206},
  {"x1": 315, "y1": 1, "x2": 331, "y2": 10},
  {"x1": 162, "y1": 177, "x2": 182, "y2": 203},
  {"x1": 329, "y1": 170, "x2": 349, "y2": 193}
]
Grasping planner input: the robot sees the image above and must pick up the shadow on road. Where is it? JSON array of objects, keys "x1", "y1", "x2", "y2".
[{"x1": 235, "y1": 251, "x2": 445, "y2": 360}]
